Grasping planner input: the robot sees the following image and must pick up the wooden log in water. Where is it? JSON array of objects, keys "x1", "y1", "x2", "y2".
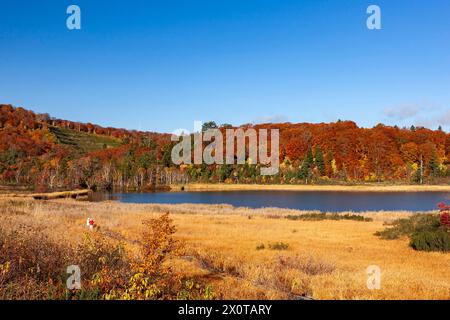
[{"x1": 32, "y1": 189, "x2": 91, "y2": 200}]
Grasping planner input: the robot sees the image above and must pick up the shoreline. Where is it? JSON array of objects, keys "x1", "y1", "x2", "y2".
[
  {"x1": 0, "y1": 196, "x2": 427, "y2": 221},
  {"x1": 2, "y1": 183, "x2": 450, "y2": 196},
  {"x1": 171, "y1": 183, "x2": 450, "y2": 193},
  {"x1": 0, "y1": 191, "x2": 438, "y2": 216}
]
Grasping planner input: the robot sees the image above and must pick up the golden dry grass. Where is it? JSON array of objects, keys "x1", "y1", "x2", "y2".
[
  {"x1": 176, "y1": 183, "x2": 450, "y2": 193},
  {"x1": 0, "y1": 197, "x2": 449, "y2": 300}
]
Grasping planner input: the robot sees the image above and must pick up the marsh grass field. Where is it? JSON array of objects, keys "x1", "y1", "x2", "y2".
[{"x1": 0, "y1": 195, "x2": 449, "y2": 300}]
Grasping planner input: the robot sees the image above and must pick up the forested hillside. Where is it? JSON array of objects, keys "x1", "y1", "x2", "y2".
[{"x1": 0, "y1": 104, "x2": 449, "y2": 191}]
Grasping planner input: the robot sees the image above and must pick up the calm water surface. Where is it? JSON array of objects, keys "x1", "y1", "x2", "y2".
[{"x1": 95, "y1": 190, "x2": 450, "y2": 212}]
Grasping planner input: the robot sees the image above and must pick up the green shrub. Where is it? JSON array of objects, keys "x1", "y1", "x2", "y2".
[
  {"x1": 256, "y1": 243, "x2": 265, "y2": 250},
  {"x1": 268, "y1": 242, "x2": 289, "y2": 250},
  {"x1": 286, "y1": 213, "x2": 372, "y2": 222},
  {"x1": 410, "y1": 230, "x2": 450, "y2": 252},
  {"x1": 375, "y1": 214, "x2": 440, "y2": 240},
  {"x1": 375, "y1": 213, "x2": 450, "y2": 252}
]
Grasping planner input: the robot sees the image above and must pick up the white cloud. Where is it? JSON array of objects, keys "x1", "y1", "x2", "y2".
[
  {"x1": 252, "y1": 114, "x2": 290, "y2": 124},
  {"x1": 382, "y1": 102, "x2": 449, "y2": 130},
  {"x1": 383, "y1": 104, "x2": 421, "y2": 121},
  {"x1": 414, "y1": 109, "x2": 450, "y2": 129}
]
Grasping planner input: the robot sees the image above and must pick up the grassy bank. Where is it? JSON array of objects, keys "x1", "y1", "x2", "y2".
[
  {"x1": 172, "y1": 183, "x2": 450, "y2": 192},
  {"x1": 0, "y1": 197, "x2": 449, "y2": 299}
]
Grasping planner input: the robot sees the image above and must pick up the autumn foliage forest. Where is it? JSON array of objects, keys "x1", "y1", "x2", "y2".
[{"x1": 0, "y1": 104, "x2": 449, "y2": 191}]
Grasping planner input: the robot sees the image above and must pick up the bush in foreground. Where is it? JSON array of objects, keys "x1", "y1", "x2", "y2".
[
  {"x1": 0, "y1": 213, "x2": 212, "y2": 300},
  {"x1": 375, "y1": 214, "x2": 441, "y2": 240},
  {"x1": 375, "y1": 213, "x2": 450, "y2": 252},
  {"x1": 0, "y1": 224, "x2": 69, "y2": 299},
  {"x1": 410, "y1": 230, "x2": 450, "y2": 252}
]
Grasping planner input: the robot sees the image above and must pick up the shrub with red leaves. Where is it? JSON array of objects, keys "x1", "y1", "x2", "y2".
[{"x1": 438, "y1": 202, "x2": 450, "y2": 228}]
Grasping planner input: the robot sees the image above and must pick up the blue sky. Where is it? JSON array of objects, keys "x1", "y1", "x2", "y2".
[{"x1": 0, "y1": 0, "x2": 449, "y2": 132}]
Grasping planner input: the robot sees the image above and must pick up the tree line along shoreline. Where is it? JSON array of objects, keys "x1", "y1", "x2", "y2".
[{"x1": 1, "y1": 104, "x2": 449, "y2": 192}]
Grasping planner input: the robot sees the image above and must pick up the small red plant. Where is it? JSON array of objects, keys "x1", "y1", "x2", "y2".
[{"x1": 438, "y1": 203, "x2": 450, "y2": 228}]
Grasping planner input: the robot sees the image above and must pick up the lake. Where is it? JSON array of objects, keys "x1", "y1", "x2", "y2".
[{"x1": 94, "y1": 190, "x2": 450, "y2": 212}]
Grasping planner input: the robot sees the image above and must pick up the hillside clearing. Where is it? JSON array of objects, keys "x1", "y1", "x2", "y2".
[{"x1": 49, "y1": 126, "x2": 121, "y2": 154}]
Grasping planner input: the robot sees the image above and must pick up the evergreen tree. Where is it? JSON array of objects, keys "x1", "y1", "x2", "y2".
[
  {"x1": 298, "y1": 160, "x2": 309, "y2": 179},
  {"x1": 314, "y1": 146, "x2": 325, "y2": 176},
  {"x1": 217, "y1": 164, "x2": 233, "y2": 182},
  {"x1": 161, "y1": 143, "x2": 173, "y2": 167},
  {"x1": 298, "y1": 148, "x2": 314, "y2": 180},
  {"x1": 139, "y1": 152, "x2": 155, "y2": 170},
  {"x1": 202, "y1": 121, "x2": 218, "y2": 132},
  {"x1": 306, "y1": 148, "x2": 314, "y2": 166},
  {"x1": 428, "y1": 153, "x2": 439, "y2": 177}
]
